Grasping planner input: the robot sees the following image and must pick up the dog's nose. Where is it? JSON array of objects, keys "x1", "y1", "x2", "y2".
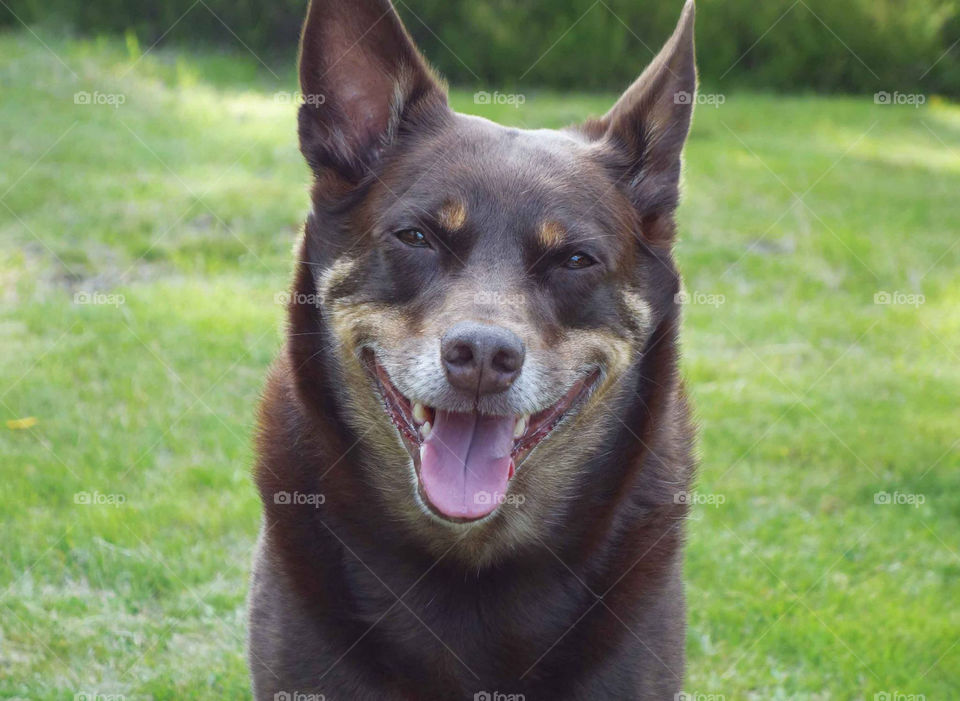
[{"x1": 441, "y1": 322, "x2": 525, "y2": 395}]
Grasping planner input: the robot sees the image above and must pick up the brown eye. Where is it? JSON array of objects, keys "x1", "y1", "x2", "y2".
[
  {"x1": 395, "y1": 229, "x2": 430, "y2": 248},
  {"x1": 564, "y1": 251, "x2": 595, "y2": 269}
]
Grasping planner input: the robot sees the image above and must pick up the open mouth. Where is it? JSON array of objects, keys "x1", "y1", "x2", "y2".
[{"x1": 363, "y1": 352, "x2": 598, "y2": 523}]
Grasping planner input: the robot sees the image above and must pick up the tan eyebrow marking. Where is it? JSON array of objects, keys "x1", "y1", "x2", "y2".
[
  {"x1": 537, "y1": 219, "x2": 566, "y2": 248},
  {"x1": 436, "y1": 199, "x2": 467, "y2": 231}
]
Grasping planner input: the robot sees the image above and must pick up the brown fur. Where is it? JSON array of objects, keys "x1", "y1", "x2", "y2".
[{"x1": 249, "y1": 1, "x2": 699, "y2": 698}]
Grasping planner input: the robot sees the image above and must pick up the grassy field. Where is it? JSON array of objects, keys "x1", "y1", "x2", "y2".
[{"x1": 2, "y1": 29, "x2": 959, "y2": 700}]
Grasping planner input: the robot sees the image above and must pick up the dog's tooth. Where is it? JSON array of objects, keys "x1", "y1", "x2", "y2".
[
  {"x1": 513, "y1": 415, "x2": 528, "y2": 439},
  {"x1": 421, "y1": 421, "x2": 432, "y2": 439},
  {"x1": 412, "y1": 402, "x2": 427, "y2": 424}
]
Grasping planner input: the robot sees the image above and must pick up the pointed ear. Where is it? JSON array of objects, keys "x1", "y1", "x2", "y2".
[
  {"x1": 589, "y1": 1, "x2": 696, "y2": 230},
  {"x1": 297, "y1": 0, "x2": 448, "y2": 181}
]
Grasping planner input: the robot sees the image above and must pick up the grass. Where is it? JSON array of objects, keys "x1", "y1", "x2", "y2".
[{"x1": 2, "y1": 28, "x2": 959, "y2": 700}]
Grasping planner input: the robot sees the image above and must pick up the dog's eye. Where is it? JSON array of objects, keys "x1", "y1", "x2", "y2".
[
  {"x1": 395, "y1": 229, "x2": 431, "y2": 248},
  {"x1": 563, "y1": 252, "x2": 596, "y2": 269}
]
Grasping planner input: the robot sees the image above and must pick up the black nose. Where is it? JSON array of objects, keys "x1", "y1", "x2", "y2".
[{"x1": 441, "y1": 322, "x2": 525, "y2": 395}]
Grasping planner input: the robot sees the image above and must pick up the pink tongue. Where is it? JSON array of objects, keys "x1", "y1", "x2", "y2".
[{"x1": 419, "y1": 410, "x2": 515, "y2": 520}]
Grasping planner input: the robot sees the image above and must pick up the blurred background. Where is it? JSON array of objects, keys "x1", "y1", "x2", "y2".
[
  {"x1": 5, "y1": 0, "x2": 960, "y2": 94},
  {"x1": 1, "y1": 0, "x2": 958, "y2": 699}
]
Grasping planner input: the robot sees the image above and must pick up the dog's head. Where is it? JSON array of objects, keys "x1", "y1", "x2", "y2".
[{"x1": 290, "y1": 0, "x2": 695, "y2": 548}]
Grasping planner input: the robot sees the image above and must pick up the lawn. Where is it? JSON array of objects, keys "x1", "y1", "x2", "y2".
[{"x1": 2, "y1": 29, "x2": 959, "y2": 700}]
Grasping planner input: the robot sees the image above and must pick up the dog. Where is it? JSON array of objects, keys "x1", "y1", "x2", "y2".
[{"x1": 248, "y1": 0, "x2": 698, "y2": 698}]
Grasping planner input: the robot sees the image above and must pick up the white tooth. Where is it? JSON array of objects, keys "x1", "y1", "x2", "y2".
[
  {"x1": 513, "y1": 415, "x2": 528, "y2": 439},
  {"x1": 421, "y1": 421, "x2": 432, "y2": 439},
  {"x1": 413, "y1": 402, "x2": 427, "y2": 424}
]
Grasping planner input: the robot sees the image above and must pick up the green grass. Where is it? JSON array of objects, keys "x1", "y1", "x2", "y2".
[{"x1": 2, "y1": 29, "x2": 959, "y2": 700}]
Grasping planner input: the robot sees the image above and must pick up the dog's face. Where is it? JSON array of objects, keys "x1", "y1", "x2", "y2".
[{"x1": 294, "y1": 0, "x2": 695, "y2": 550}]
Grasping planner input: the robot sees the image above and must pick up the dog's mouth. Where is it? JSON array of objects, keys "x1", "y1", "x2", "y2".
[{"x1": 362, "y1": 352, "x2": 598, "y2": 523}]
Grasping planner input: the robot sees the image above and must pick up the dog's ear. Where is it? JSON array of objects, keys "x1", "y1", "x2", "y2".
[
  {"x1": 587, "y1": 1, "x2": 696, "y2": 239},
  {"x1": 297, "y1": 0, "x2": 448, "y2": 182}
]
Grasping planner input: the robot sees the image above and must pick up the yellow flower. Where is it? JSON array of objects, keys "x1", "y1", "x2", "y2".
[{"x1": 6, "y1": 416, "x2": 38, "y2": 430}]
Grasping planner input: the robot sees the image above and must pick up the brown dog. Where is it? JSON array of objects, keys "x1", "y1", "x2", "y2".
[{"x1": 249, "y1": 0, "x2": 698, "y2": 698}]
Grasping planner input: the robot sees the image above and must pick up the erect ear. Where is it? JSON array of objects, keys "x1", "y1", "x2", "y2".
[
  {"x1": 589, "y1": 0, "x2": 696, "y2": 235},
  {"x1": 297, "y1": 0, "x2": 448, "y2": 182}
]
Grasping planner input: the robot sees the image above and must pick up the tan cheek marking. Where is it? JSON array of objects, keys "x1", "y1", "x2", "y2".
[
  {"x1": 553, "y1": 327, "x2": 634, "y2": 407},
  {"x1": 437, "y1": 199, "x2": 467, "y2": 231},
  {"x1": 328, "y1": 302, "x2": 405, "y2": 351},
  {"x1": 620, "y1": 290, "x2": 653, "y2": 336},
  {"x1": 316, "y1": 257, "x2": 359, "y2": 305},
  {"x1": 537, "y1": 220, "x2": 566, "y2": 248}
]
